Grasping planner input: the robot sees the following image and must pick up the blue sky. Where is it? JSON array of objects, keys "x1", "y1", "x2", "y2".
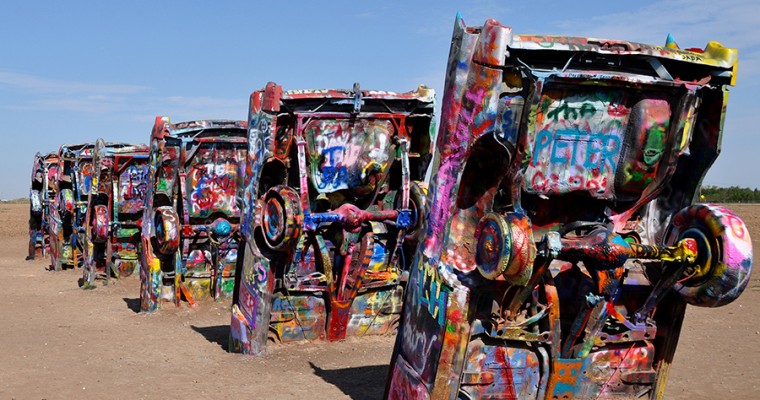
[{"x1": 1, "y1": 0, "x2": 758, "y2": 198}]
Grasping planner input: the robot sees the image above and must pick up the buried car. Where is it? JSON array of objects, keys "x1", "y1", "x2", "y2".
[
  {"x1": 48, "y1": 143, "x2": 95, "y2": 271},
  {"x1": 28, "y1": 151, "x2": 60, "y2": 260},
  {"x1": 82, "y1": 139, "x2": 150, "y2": 288},
  {"x1": 140, "y1": 117, "x2": 248, "y2": 311},
  {"x1": 385, "y1": 16, "x2": 752, "y2": 400},
  {"x1": 229, "y1": 82, "x2": 435, "y2": 354}
]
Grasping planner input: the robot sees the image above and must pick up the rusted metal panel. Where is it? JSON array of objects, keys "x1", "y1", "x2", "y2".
[{"x1": 386, "y1": 14, "x2": 750, "y2": 400}]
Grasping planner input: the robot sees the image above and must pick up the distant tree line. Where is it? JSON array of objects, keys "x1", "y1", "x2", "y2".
[
  {"x1": 0, "y1": 198, "x2": 29, "y2": 204},
  {"x1": 700, "y1": 186, "x2": 760, "y2": 203}
]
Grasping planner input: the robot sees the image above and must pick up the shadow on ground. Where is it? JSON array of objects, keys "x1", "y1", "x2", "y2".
[
  {"x1": 123, "y1": 297, "x2": 141, "y2": 313},
  {"x1": 309, "y1": 362, "x2": 388, "y2": 399},
  {"x1": 191, "y1": 325, "x2": 230, "y2": 351}
]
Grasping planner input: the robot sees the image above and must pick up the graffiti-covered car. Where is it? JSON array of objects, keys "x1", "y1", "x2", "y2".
[
  {"x1": 82, "y1": 139, "x2": 149, "y2": 288},
  {"x1": 140, "y1": 117, "x2": 248, "y2": 311},
  {"x1": 48, "y1": 143, "x2": 95, "y2": 271},
  {"x1": 229, "y1": 82, "x2": 435, "y2": 354},
  {"x1": 28, "y1": 152, "x2": 60, "y2": 260},
  {"x1": 386, "y1": 16, "x2": 752, "y2": 400}
]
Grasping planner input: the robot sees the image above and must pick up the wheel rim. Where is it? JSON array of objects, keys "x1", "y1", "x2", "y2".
[
  {"x1": 259, "y1": 186, "x2": 302, "y2": 251},
  {"x1": 263, "y1": 195, "x2": 286, "y2": 246},
  {"x1": 475, "y1": 213, "x2": 512, "y2": 280}
]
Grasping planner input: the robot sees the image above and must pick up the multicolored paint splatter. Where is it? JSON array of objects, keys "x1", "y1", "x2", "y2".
[
  {"x1": 82, "y1": 139, "x2": 150, "y2": 288},
  {"x1": 386, "y1": 15, "x2": 751, "y2": 400},
  {"x1": 229, "y1": 82, "x2": 435, "y2": 354},
  {"x1": 187, "y1": 146, "x2": 243, "y2": 218},
  {"x1": 524, "y1": 89, "x2": 671, "y2": 199},
  {"x1": 305, "y1": 119, "x2": 393, "y2": 193},
  {"x1": 139, "y1": 117, "x2": 247, "y2": 312}
]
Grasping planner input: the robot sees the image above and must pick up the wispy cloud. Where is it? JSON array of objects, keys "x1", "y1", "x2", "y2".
[
  {"x1": 414, "y1": 0, "x2": 760, "y2": 98},
  {"x1": 0, "y1": 70, "x2": 149, "y2": 95},
  {"x1": 0, "y1": 70, "x2": 246, "y2": 118},
  {"x1": 0, "y1": 70, "x2": 150, "y2": 113},
  {"x1": 546, "y1": 0, "x2": 760, "y2": 85},
  {"x1": 3, "y1": 97, "x2": 128, "y2": 113},
  {"x1": 354, "y1": 11, "x2": 375, "y2": 18},
  {"x1": 163, "y1": 96, "x2": 240, "y2": 110},
  {"x1": 553, "y1": 0, "x2": 760, "y2": 50},
  {"x1": 147, "y1": 96, "x2": 246, "y2": 121}
]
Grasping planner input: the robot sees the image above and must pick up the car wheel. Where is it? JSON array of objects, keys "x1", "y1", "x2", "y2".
[
  {"x1": 475, "y1": 212, "x2": 535, "y2": 285},
  {"x1": 260, "y1": 185, "x2": 302, "y2": 251},
  {"x1": 666, "y1": 204, "x2": 753, "y2": 307}
]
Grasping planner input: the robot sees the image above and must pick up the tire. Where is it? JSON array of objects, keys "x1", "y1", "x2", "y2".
[
  {"x1": 666, "y1": 204, "x2": 753, "y2": 307},
  {"x1": 475, "y1": 212, "x2": 512, "y2": 279},
  {"x1": 474, "y1": 212, "x2": 535, "y2": 285},
  {"x1": 407, "y1": 181, "x2": 428, "y2": 239},
  {"x1": 260, "y1": 185, "x2": 302, "y2": 251}
]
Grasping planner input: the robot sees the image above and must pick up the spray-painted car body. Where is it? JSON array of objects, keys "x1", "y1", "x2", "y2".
[
  {"x1": 82, "y1": 139, "x2": 150, "y2": 287},
  {"x1": 140, "y1": 117, "x2": 248, "y2": 311},
  {"x1": 230, "y1": 83, "x2": 436, "y2": 354},
  {"x1": 28, "y1": 152, "x2": 60, "y2": 260},
  {"x1": 48, "y1": 143, "x2": 95, "y2": 270},
  {"x1": 386, "y1": 16, "x2": 752, "y2": 400}
]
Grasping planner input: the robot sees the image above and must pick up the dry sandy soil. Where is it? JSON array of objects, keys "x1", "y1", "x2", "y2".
[{"x1": 0, "y1": 203, "x2": 758, "y2": 399}]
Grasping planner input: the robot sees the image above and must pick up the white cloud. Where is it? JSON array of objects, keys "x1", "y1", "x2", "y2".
[
  {"x1": 0, "y1": 70, "x2": 150, "y2": 113},
  {"x1": 554, "y1": 0, "x2": 758, "y2": 44},
  {"x1": 0, "y1": 70, "x2": 245, "y2": 118},
  {"x1": 163, "y1": 96, "x2": 240, "y2": 110},
  {"x1": 3, "y1": 97, "x2": 127, "y2": 113},
  {"x1": 354, "y1": 11, "x2": 375, "y2": 18},
  {"x1": 145, "y1": 96, "x2": 245, "y2": 121},
  {"x1": 552, "y1": 0, "x2": 760, "y2": 70},
  {"x1": 0, "y1": 70, "x2": 148, "y2": 95}
]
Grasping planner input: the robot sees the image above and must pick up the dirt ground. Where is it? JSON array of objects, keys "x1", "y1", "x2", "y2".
[{"x1": 0, "y1": 203, "x2": 758, "y2": 399}]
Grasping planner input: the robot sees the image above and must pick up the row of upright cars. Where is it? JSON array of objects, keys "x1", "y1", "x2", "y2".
[
  {"x1": 30, "y1": 141, "x2": 150, "y2": 280},
  {"x1": 29, "y1": 84, "x2": 437, "y2": 345},
  {"x1": 25, "y1": 16, "x2": 754, "y2": 399}
]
